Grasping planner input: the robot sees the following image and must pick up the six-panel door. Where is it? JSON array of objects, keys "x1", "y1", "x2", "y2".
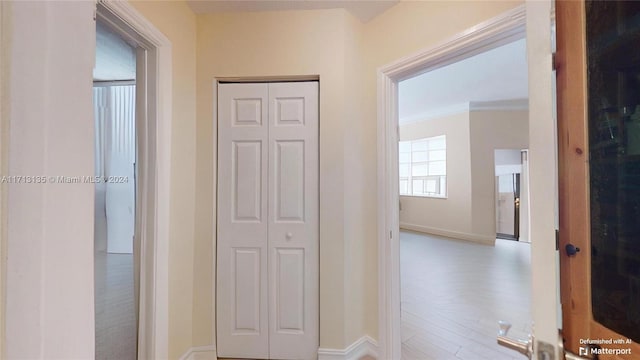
[{"x1": 217, "y1": 82, "x2": 319, "y2": 359}]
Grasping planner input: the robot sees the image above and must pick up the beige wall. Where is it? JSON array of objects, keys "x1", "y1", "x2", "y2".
[
  {"x1": 469, "y1": 109, "x2": 528, "y2": 240},
  {"x1": 342, "y1": 13, "x2": 373, "y2": 346},
  {"x1": 399, "y1": 113, "x2": 473, "y2": 239},
  {"x1": 128, "y1": 2, "x2": 197, "y2": 358}
]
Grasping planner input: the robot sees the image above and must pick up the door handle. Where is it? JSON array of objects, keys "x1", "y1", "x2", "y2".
[
  {"x1": 497, "y1": 324, "x2": 596, "y2": 359},
  {"x1": 565, "y1": 244, "x2": 581, "y2": 256},
  {"x1": 497, "y1": 321, "x2": 533, "y2": 359}
]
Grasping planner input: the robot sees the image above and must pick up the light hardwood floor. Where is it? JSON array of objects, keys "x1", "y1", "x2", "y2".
[
  {"x1": 400, "y1": 231, "x2": 531, "y2": 360},
  {"x1": 95, "y1": 251, "x2": 137, "y2": 360}
]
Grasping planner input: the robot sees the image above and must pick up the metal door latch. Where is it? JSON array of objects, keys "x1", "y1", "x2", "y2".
[
  {"x1": 558, "y1": 331, "x2": 596, "y2": 360},
  {"x1": 497, "y1": 323, "x2": 595, "y2": 359},
  {"x1": 497, "y1": 321, "x2": 534, "y2": 359}
]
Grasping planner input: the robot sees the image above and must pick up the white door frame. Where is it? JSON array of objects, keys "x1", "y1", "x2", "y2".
[
  {"x1": 0, "y1": 1, "x2": 6, "y2": 356},
  {"x1": 96, "y1": 2, "x2": 172, "y2": 359},
  {"x1": 376, "y1": 6, "x2": 531, "y2": 359}
]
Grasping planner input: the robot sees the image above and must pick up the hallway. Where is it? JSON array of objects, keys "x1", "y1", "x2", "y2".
[{"x1": 400, "y1": 231, "x2": 531, "y2": 360}]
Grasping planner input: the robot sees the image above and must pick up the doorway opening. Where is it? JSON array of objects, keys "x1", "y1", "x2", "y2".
[
  {"x1": 93, "y1": 2, "x2": 172, "y2": 358},
  {"x1": 396, "y1": 36, "x2": 531, "y2": 359},
  {"x1": 494, "y1": 149, "x2": 530, "y2": 242},
  {"x1": 373, "y1": 4, "x2": 558, "y2": 359},
  {"x1": 93, "y1": 18, "x2": 138, "y2": 360}
]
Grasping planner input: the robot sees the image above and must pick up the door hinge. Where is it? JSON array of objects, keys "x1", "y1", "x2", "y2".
[
  {"x1": 390, "y1": 230, "x2": 393, "y2": 239},
  {"x1": 552, "y1": 52, "x2": 557, "y2": 71},
  {"x1": 555, "y1": 229, "x2": 560, "y2": 250}
]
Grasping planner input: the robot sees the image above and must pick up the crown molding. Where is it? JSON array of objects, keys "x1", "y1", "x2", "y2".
[
  {"x1": 399, "y1": 102, "x2": 470, "y2": 125},
  {"x1": 469, "y1": 98, "x2": 529, "y2": 111},
  {"x1": 400, "y1": 98, "x2": 529, "y2": 125}
]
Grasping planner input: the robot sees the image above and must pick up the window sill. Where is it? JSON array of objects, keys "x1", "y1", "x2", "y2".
[{"x1": 400, "y1": 194, "x2": 448, "y2": 199}]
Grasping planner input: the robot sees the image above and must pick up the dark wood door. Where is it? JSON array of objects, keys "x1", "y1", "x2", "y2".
[{"x1": 557, "y1": 0, "x2": 640, "y2": 358}]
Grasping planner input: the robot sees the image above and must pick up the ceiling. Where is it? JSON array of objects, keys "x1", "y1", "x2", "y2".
[
  {"x1": 186, "y1": 0, "x2": 398, "y2": 23},
  {"x1": 399, "y1": 38, "x2": 528, "y2": 124}
]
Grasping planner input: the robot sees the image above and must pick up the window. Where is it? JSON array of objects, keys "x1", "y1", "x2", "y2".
[{"x1": 399, "y1": 135, "x2": 446, "y2": 197}]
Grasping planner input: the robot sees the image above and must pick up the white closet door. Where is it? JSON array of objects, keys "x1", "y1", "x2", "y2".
[
  {"x1": 267, "y1": 82, "x2": 318, "y2": 359},
  {"x1": 217, "y1": 83, "x2": 270, "y2": 359},
  {"x1": 217, "y1": 81, "x2": 318, "y2": 360}
]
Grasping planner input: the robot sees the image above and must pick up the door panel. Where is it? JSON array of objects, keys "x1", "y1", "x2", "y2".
[
  {"x1": 232, "y1": 248, "x2": 262, "y2": 333},
  {"x1": 274, "y1": 140, "x2": 305, "y2": 221},
  {"x1": 232, "y1": 141, "x2": 263, "y2": 221},
  {"x1": 557, "y1": 0, "x2": 640, "y2": 357},
  {"x1": 275, "y1": 248, "x2": 305, "y2": 333},
  {"x1": 217, "y1": 83, "x2": 269, "y2": 359},
  {"x1": 268, "y1": 82, "x2": 319, "y2": 360}
]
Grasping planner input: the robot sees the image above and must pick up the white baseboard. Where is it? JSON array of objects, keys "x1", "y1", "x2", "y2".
[
  {"x1": 183, "y1": 338, "x2": 378, "y2": 360},
  {"x1": 400, "y1": 223, "x2": 495, "y2": 245},
  {"x1": 178, "y1": 345, "x2": 217, "y2": 360},
  {"x1": 318, "y1": 335, "x2": 379, "y2": 360}
]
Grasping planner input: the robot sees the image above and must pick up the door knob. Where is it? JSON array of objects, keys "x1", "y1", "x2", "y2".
[
  {"x1": 565, "y1": 244, "x2": 580, "y2": 256},
  {"x1": 286, "y1": 232, "x2": 293, "y2": 240}
]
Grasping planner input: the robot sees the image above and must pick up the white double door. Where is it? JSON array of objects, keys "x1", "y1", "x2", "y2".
[{"x1": 217, "y1": 81, "x2": 319, "y2": 359}]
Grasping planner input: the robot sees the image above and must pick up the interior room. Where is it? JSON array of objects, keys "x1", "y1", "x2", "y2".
[
  {"x1": 93, "y1": 19, "x2": 138, "y2": 360},
  {"x1": 397, "y1": 38, "x2": 532, "y2": 359}
]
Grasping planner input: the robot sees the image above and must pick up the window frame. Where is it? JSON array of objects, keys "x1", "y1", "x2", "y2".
[{"x1": 399, "y1": 135, "x2": 447, "y2": 198}]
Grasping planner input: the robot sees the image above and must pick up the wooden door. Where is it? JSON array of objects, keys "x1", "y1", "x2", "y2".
[
  {"x1": 557, "y1": 1, "x2": 640, "y2": 358},
  {"x1": 217, "y1": 82, "x2": 319, "y2": 359}
]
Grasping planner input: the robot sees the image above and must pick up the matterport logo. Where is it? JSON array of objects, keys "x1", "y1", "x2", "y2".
[{"x1": 579, "y1": 337, "x2": 633, "y2": 357}]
